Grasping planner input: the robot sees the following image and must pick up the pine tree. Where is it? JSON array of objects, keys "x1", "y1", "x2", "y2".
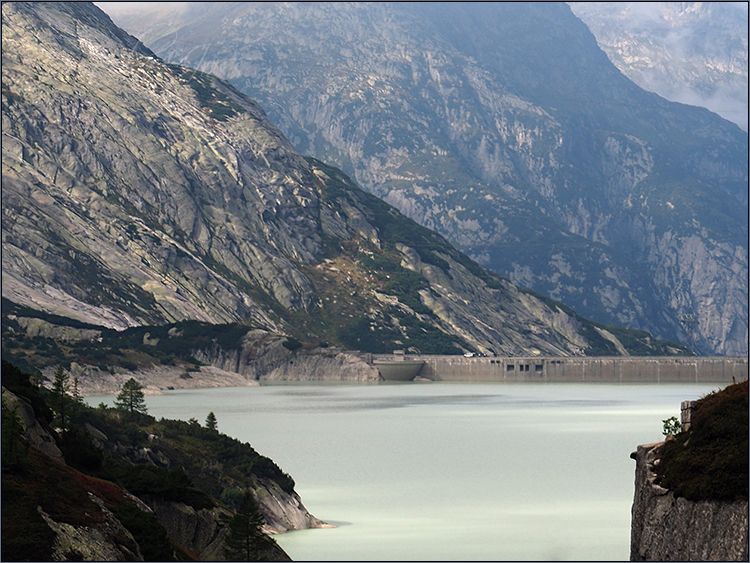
[
  {"x1": 51, "y1": 365, "x2": 71, "y2": 433},
  {"x1": 222, "y1": 491, "x2": 273, "y2": 561},
  {"x1": 206, "y1": 411, "x2": 218, "y2": 432},
  {"x1": 114, "y1": 378, "x2": 148, "y2": 415},
  {"x1": 71, "y1": 377, "x2": 85, "y2": 406}
]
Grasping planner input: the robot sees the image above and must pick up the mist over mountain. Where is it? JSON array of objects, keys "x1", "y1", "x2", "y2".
[
  {"x1": 569, "y1": 2, "x2": 749, "y2": 131},
  {"x1": 3, "y1": 1, "x2": 687, "y2": 359},
  {"x1": 98, "y1": 2, "x2": 748, "y2": 355}
]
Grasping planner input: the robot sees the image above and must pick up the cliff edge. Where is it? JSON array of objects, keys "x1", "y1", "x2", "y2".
[
  {"x1": 630, "y1": 380, "x2": 748, "y2": 561},
  {"x1": 630, "y1": 442, "x2": 748, "y2": 561}
]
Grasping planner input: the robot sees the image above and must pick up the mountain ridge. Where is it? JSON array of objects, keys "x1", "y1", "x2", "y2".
[
  {"x1": 2, "y1": 1, "x2": 693, "y2": 361},
  {"x1": 105, "y1": 1, "x2": 749, "y2": 355}
]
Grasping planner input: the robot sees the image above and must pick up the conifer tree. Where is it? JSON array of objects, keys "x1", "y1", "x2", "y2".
[
  {"x1": 1, "y1": 403, "x2": 28, "y2": 468},
  {"x1": 51, "y1": 365, "x2": 71, "y2": 433},
  {"x1": 114, "y1": 378, "x2": 148, "y2": 415},
  {"x1": 223, "y1": 491, "x2": 273, "y2": 561},
  {"x1": 71, "y1": 376, "x2": 85, "y2": 406},
  {"x1": 206, "y1": 411, "x2": 218, "y2": 432}
]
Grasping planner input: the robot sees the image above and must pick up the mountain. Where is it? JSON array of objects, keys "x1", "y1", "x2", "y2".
[
  {"x1": 569, "y1": 2, "x2": 749, "y2": 131},
  {"x1": 2, "y1": 1, "x2": 687, "y2": 360},
  {"x1": 100, "y1": 2, "x2": 749, "y2": 355}
]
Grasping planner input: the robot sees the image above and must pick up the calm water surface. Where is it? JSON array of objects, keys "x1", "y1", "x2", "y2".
[{"x1": 89, "y1": 381, "x2": 719, "y2": 561}]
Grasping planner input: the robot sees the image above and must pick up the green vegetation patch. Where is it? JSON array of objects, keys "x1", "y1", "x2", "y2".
[
  {"x1": 1, "y1": 303, "x2": 258, "y2": 375},
  {"x1": 165, "y1": 63, "x2": 247, "y2": 122},
  {"x1": 151, "y1": 417, "x2": 296, "y2": 498},
  {"x1": 106, "y1": 464, "x2": 214, "y2": 511},
  {"x1": 656, "y1": 380, "x2": 748, "y2": 501}
]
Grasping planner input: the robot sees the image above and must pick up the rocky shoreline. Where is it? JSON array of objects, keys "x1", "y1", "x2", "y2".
[
  {"x1": 51, "y1": 332, "x2": 382, "y2": 396},
  {"x1": 62, "y1": 363, "x2": 261, "y2": 397}
]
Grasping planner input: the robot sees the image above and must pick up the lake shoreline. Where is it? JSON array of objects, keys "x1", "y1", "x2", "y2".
[{"x1": 74, "y1": 354, "x2": 748, "y2": 396}]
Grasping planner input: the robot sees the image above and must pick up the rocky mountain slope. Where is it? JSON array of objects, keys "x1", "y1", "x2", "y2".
[
  {"x1": 103, "y1": 2, "x2": 748, "y2": 355},
  {"x1": 569, "y1": 2, "x2": 749, "y2": 131},
  {"x1": 2, "y1": 1, "x2": 687, "y2": 359}
]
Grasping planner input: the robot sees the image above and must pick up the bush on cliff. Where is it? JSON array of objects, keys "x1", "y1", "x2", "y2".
[{"x1": 656, "y1": 380, "x2": 748, "y2": 501}]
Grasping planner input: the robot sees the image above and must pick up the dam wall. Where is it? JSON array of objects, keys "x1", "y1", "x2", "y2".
[{"x1": 370, "y1": 355, "x2": 749, "y2": 383}]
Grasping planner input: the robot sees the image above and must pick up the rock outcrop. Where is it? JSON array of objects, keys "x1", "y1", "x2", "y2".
[
  {"x1": 139, "y1": 496, "x2": 233, "y2": 561},
  {"x1": 192, "y1": 329, "x2": 381, "y2": 382},
  {"x1": 82, "y1": 414, "x2": 328, "y2": 540},
  {"x1": 37, "y1": 497, "x2": 144, "y2": 562},
  {"x1": 630, "y1": 442, "x2": 749, "y2": 561},
  {"x1": 253, "y1": 476, "x2": 332, "y2": 535},
  {"x1": 1, "y1": 375, "x2": 316, "y2": 561},
  {"x1": 2, "y1": 387, "x2": 64, "y2": 463},
  {"x1": 57, "y1": 362, "x2": 260, "y2": 397}
]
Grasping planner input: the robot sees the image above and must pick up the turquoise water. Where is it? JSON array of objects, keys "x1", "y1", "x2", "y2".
[{"x1": 88, "y1": 381, "x2": 719, "y2": 561}]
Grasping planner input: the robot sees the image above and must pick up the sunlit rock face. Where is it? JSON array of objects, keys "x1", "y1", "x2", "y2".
[
  {"x1": 107, "y1": 1, "x2": 748, "y2": 355},
  {"x1": 3, "y1": 1, "x2": 684, "y2": 359}
]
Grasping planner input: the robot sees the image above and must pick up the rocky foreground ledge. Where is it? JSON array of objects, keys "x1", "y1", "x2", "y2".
[
  {"x1": 630, "y1": 441, "x2": 748, "y2": 561},
  {"x1": 2, "y1": 383, "x2": 331, "y2": 561}
]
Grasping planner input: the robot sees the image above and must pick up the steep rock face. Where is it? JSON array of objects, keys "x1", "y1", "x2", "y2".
[
  {"x1": 37, "y1": 496, "x2": 144, "y2": 562},
  {"x1": 2, "y1": 1, "x2": 687, "y2": 359},
  {"x1": 143, "y1": 495, "x2": 295, "y2": 561},
  {"x1": 192, "y1": 329, "x2": 381, "y2": 382},
  {"x1": 2, "y1": 387, "x2": 65, "y2": 463},
  {"x1": 253, "y1": 476, "x2": 332, "y2": 535},
  {"x1": 1, "y1": 1, "x2": 309, "y2": 331},
  {"x1": 113, "y1": 1, "x2": 749, "y2": 355},
  {"x1": 630, "y1": 442, "x2": 749, "y2": 561},
  {"x1": 139, "y1": 496, "x2": 237, "y2": 561}
]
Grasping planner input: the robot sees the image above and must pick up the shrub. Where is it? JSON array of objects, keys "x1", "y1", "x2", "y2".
[
  {"x1": 108, "y1": 465, "x2": 214, "y2": 511},
  {"x1": 662, "y1": 416, "x2": 681, "y2": 436}
]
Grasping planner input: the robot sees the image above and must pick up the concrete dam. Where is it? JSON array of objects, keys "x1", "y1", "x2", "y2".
[{"x1": 368, "y1": 355, "x2": 749, "y2": 384}]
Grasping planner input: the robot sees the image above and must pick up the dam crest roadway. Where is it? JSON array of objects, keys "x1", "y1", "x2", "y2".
[{"x1": 366, "y1": 354, "x2": 749, "y2": 383}]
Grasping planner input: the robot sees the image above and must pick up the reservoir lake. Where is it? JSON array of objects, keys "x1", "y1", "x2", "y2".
[{"x1": 88, "y1": 381, "x2": 719, "y2": 561}]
